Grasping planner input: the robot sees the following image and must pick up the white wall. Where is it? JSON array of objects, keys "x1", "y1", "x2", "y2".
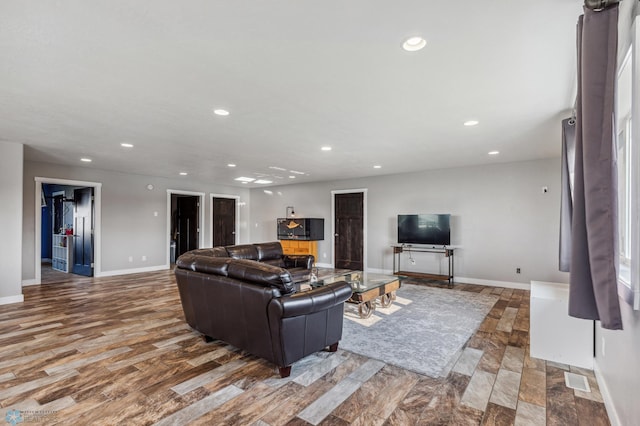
[
  {"x1": 0, "y1": 142, "x2": 24, "y2": 302},
  {"x1": 250, "y1": 158, "x2": 568, "y2": 286},
  {"x1": 595, "y1": 3, "x2": 640, "y2": 426},
  {"x1": 22, "y1": 160, "x2": 250, "y2": 280}
]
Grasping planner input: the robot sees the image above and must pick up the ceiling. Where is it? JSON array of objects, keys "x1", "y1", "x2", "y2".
[{"x1": 0, "y1": 1, "x2": 584, "y2": 188}]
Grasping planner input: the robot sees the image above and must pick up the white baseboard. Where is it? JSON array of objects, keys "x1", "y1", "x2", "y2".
[
  {"x1": 22, "y1": 279, "x2": 39, "y2": 287},
  {"x1": 0, "y1": 294, "x2": 24, "y2": 305},
  {"x1": 96, "y1": 264, "x2": 169, "y2": 277},
  {"x1": 366, "y1": 269, "x2": 530, "y2": 290},
  {"x1": 594, "y1": 359, "x2": 621, "y2": 426},
  {"x1": 315, "y1": 262, "x2": 333, "y2": 268},
  {"x1": 455, "y1": 277, "x2": 531, "y2": 290}
]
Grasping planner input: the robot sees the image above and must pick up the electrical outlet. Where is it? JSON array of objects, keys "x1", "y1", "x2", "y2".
[
  {"x1": 142, "y1": 255, "x2": 147, "y2": 262},
  {"x1": 542, "y1": 186, "x2": 549, "y2": 194},
  {"x1": 410, "y1": 259, "x2": 416, "y2": 265},
  {"x1": 128, "y1": 256, "x2": 133, "y2": 262},
  {"x1": 516, "y1": 268, "x2": 521, "y2": 274},
  {"x1": 602, "y1": 337, "x2": 606, "y2": 357}
]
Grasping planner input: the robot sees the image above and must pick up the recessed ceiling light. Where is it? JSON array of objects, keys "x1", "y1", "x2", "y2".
[
  {"x1": 269, "y1": 166, "x2": 287, "y2": 171},
  {"x1": 227, "y1": 163, "x2": 236, "y2": 167},
  {"x1": 289, "y1": 175, "x2": 296, "y2": 179},
  {"x1": 464, "y1": 120, "x2": 479, "y2": 126},
  {"x1": 213, "y1": 109, "x2": 230, "y2": 116},
  {"x1": 241, "y1": 182, "x2": 248, "y2": 184},
  {"x1": 263, "y1": 190, "x2": 273, "y2": 195},
  {"x1": 321, "y1": 146, "x2": 332, "y2": 151},
  {"x1": 488, "y1": 151, "x2": 500, "y2": 155},
  {"x1": 235, "y1": 177, "x2": 255, "y2": 182},
  {"x1": 254, "y1": 179, "x2": 273, "y2": 184},
  {"x1": 121, "y1": 143, "x2": 134, "y2": 148},
  {"x1": 373, "y1": 165, "x2": 382, "y2": 169},
  {"x1": 80, "y1": 158, "x2": 92, "y2": 162},
  {"x1": 179, "y1": 172, "x2": 188, "y2": 176},
  {"x1": 289, "y1": 170, "x2": 305, "y2": 175},
  {"x1": 402, "y1": 36, "x2": 427, "y2": 52}
]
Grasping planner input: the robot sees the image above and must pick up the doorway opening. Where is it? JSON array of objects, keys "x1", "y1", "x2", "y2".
[
  {"x1": 210, "y1": 194, "x2": 240, "y2": 247},
  {"x1": 167, "y1": 190, "x2": 205, "y2": 265},
  {"x1": 34, "y1": 177, "x2": 102, "y2": 285},
  {"x1": 331, "y1": 189, "x2": 367, "y2": 271}
]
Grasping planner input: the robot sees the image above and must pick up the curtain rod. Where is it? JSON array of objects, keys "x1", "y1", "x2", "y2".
[{"x1": 584, "y1": 0, "x2": 621, "y2": 10}]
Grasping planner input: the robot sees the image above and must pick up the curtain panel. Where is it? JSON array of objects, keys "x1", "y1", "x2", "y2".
[
  {"x1": 568, "y1": 6, "x2": 622, "y2": 330},
  {"x1": 559, "y1": 118, "x2": 576, "y2": 273}
]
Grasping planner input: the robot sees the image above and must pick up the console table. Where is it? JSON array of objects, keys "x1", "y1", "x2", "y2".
[{"x1": 392, "y1": 245, "x2": 454, "y2": 287}]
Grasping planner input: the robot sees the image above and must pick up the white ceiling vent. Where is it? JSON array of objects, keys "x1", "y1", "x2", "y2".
[{"x1": 564, "y1": 372, "x2": 591, "y2": 393}]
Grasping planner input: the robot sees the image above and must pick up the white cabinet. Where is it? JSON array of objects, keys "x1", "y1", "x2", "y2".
[
  {"x1": 52, "y1": 234, "x2": 72, "y2": 273},
  {"x1": 530, "y1": 281, "x2": 594, "y2": 369}
]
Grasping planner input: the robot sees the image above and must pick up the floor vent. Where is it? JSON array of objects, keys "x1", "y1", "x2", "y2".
[{"x1": 564, "y1": 372, "x2": 591, "y2": 392}]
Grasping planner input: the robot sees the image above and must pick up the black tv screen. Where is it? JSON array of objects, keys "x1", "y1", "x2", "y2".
[{"x1": 397, "y1": 214, "x2": 451, "y2": 246}]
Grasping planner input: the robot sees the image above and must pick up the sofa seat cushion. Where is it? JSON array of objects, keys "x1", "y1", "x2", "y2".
[
  {"x1": 261, "y1": 258, "x2": 286, "y2": 268},
  {"x1": 288, "y1": 267, "x2": 311, "y2": 283},
  {"x1": 227, "y1": 259, "x2": 295, "y2": 294}
]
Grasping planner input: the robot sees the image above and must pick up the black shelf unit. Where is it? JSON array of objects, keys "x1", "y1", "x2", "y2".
[{"x1": 277, "y1": 218, "x2": 324, "y2": 240}]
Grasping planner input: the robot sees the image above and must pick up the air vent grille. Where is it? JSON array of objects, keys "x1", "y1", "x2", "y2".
[{"x1": 564, "y1": 372, "x2": 591, "y2": 392}]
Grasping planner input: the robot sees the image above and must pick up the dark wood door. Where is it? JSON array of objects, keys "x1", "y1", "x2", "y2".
[
  {"x1": 72, "y1": 187, "x2": 94, "y2": 276},
  {"x1": 176, "y1": 196, "x2": 199, "y2": 257},
  {"x1": 212, "y1": 197, "x2": 236, "y2": 246},
  {"x1": 334, "y1": 192, "x2": 364, "y2": 270}
]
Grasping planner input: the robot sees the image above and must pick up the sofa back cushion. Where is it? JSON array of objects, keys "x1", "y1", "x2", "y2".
[
  {"x1": 225, "y1": 244, "x2": 259, "y2": 260},
  {"x1": 227, "y1": 259, "x2": 295, "y2": 294},
  {"x1": 187, "y1": 247, "x2": 229, "y2": 258},
  {"x1": 176, "y1": 254, "x2": 230, "y2": 276},
  {"x1": 255, "y1": 242, "x2": 284, "y2": 261}
]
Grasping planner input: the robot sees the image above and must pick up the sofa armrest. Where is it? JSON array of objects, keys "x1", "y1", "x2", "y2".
[
  {"x1": 268, "y1": 281, "x2": 352, "y2": 318},
  {"x1": 283, "y1": 255, "x2": 314, "y2": 270}
]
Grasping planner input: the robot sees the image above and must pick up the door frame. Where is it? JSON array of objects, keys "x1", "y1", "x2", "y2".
[
  {"x1": 166, "y1": 189, "x2": 205, "y2": 265},
  {"x1": 331, "y1": 188, "x2": 368, "y2": 271},
  {"x1": 209, "y1": 193, "x2": 240, "y2": 246},
  {"x1": 33, "y1": 177, "x2": 102, "y2": 285}
]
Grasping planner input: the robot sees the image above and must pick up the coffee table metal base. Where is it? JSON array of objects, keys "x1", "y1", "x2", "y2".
[{"x1": 349, "y1": 279, "x2": 400, "y2": 319}]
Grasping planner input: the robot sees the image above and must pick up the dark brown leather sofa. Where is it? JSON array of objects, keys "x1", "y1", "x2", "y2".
[
  {"x1": 187, "y1": 241, "x2": 314, "y2": 282},
  {"x1": 174, "y1": 248, "x2": 352, "y2": 377}
]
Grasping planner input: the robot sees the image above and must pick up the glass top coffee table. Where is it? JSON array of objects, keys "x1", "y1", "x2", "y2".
[{"x1": 302, "y1": 271, "x2": 401, "y2": 318}]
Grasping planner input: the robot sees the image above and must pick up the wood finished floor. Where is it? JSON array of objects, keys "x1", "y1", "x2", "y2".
[{"x1": 0, "y1": 266, "x2": 610, "y2": 425}]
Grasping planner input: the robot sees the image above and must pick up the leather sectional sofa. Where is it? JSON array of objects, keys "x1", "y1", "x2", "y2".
[
  {"x1": 186, "y1": 241, "x2": 314, "y2": 282},
  {"x1": 174, "y1": 242, "x2": 352, "y2": 377}
]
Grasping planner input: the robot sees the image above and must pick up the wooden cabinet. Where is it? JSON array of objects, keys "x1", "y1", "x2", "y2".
[
  {"x1": 277, "y1": 217, "x2": 323, "y2": 261},
  {"x1": 280, "y1": 240, "x2": 318, "y2": 261}
]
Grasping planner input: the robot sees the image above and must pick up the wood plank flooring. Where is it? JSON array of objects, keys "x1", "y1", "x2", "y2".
[{"x1": 0, "y1": 267, "x2": 610, "y2": 425}]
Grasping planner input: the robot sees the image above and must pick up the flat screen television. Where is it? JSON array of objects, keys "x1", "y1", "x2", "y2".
[{"x1": 397, "y1": 214, "x2": 451, "y2": 246}]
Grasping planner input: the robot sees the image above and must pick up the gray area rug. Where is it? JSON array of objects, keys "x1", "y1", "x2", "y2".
[{"x1": 340, "y1": 283, "x2": 498, "y2": 378}]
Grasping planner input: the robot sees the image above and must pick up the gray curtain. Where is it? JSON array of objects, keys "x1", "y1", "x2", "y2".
[
  {"x1": 559, "y1": 118, "x2": 575, "y2": 272},
  {"x1": 568, "y1": 6, "x2": 622, "y2": 330}
]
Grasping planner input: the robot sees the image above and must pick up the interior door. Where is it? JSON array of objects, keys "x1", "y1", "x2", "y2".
[
  {"x1": 176, "y1": 196, "x2": 200, "y2": 257},
  {"x1": 72, "y1": 187, "x2": 94, "y2": 276},
  {"x1": 212, "y1": 197, "x2": 236, "y2": 246},
  {"x1": 334, "y1": 192, "x2": 364, "y2": 270}
]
